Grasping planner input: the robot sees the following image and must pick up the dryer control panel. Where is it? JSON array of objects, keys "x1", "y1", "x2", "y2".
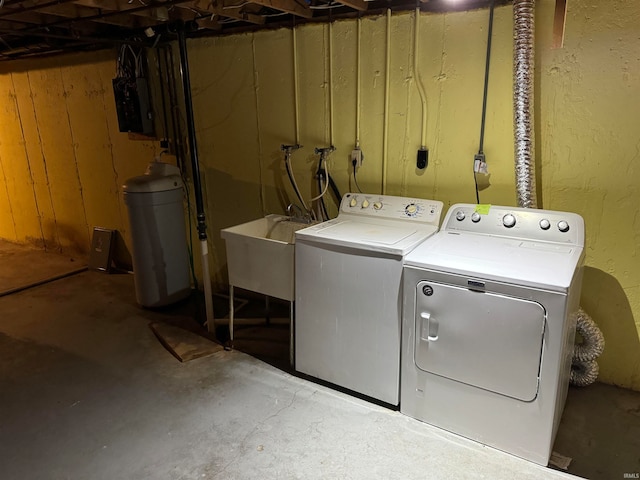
[
  {"x1": 341, "y1": 193, "x2": 443, "y2": 226},
  {"x1": 443, "y1": 204, "x2": 585, "y2": 246}
]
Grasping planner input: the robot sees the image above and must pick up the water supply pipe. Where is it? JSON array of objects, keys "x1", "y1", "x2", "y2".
[{"x1": 177, "y1": 22, "x2": 215, "y2": 333}]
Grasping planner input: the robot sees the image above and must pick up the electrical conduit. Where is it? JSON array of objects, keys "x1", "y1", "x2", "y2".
[
  {"x1": 414, "y1": 7, "x2": 428, "y2": 149},
  {"x1": 382, "y1": 8, "x2": 391, "y2": 194}
]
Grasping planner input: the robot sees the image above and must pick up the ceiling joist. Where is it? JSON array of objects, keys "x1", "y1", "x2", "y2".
[{"x1": 0, "y1": 0, "x2": 505, "y2": 61}]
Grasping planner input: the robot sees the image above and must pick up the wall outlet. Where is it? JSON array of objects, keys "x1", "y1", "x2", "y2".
[{"x1": 351, "y1": 148, "x2": 363, "y2": 167}]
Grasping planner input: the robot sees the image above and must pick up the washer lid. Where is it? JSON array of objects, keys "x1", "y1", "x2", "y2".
[
  {"x1": 296, "y1": 219, "x2": 437, "y2": 256},
  {"x1": 404, "y1": 231, "x2": 584, "y2": 291}
]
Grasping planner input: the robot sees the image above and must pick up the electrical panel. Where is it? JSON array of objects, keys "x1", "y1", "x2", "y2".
[{"x1": 112, "y1": 76, "x2": 153, "y2": 135}]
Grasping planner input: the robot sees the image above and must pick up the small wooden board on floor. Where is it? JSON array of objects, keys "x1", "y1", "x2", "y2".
[{"x1": 149, "y1": 322, "x2": 224, "y2": 362}]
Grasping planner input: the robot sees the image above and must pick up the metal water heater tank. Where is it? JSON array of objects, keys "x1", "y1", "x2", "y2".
[{"x1": 123, "y1": 162, "x2": 191, "y2": 307}]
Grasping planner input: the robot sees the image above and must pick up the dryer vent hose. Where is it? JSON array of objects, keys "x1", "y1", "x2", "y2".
[{"x1": 570, "y1": 308, "x2": 605, "y2": 387}]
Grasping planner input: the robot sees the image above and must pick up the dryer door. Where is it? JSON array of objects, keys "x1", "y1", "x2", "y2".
[{"x1": 414, "y1": 281, "x2": 545, "y2": 402}]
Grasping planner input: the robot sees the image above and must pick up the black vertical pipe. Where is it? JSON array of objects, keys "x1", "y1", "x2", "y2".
[{"x1": 177, "y1": 22, "x2": 207, "y2": 241}]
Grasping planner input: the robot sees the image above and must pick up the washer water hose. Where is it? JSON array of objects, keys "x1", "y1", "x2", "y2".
[{"x1": 570, "y1": 308, "x2": 605, "y2": 387}]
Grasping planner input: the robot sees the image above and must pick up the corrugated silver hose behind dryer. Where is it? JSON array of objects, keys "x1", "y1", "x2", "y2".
[
  {"x1": 513, "y1": 0, "x2": 537, "y2": 208},
  {"x1": 570, "y1": 308, "x2": 605, "y2": 387},
  {"x1": 512, "y1": 1, "x2": 604, "y2": 386}
]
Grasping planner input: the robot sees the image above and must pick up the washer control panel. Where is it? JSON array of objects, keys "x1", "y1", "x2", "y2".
[
  {"x1": 341, "y1": 193, "x2": 443, "y2": 226},
  {"x1": 444, "y1": 203, "x2": 584, "y2": 246}
]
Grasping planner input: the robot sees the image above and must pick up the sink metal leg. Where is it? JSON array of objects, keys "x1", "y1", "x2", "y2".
[
  {"x1": 229, "y1": 284, "x2": 234, "y2": 347},
  {"x1": 290, "y1": 300, "x2": 295, "y2": 368}
]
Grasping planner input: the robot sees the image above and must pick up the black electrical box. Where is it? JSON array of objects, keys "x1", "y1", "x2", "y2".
[{"x1": 112, "y1": 77, "x2": 153, "y2": 135}]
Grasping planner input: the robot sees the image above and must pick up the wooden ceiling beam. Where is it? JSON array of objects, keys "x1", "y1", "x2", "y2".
[
  {"x1": 37, "y1": 2, "x2": 145, "y2": 27},
  {"x1": 335, "y1": 0, "x2": 367, "y2": 12},
  {"x1": 249, "y1": 0, "x2": 312, "y2": 19},
  {"x1": 194, "y1": 14, "x2": 220, "y2": 29},
  {"x1": 190, "y1": 0, "x2": 265, "y2": 25},
  {"x1": 72, "y1": 0, "x2": 170, "y2": 21}
]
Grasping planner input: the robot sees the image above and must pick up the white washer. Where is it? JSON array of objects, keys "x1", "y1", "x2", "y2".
[
  {"x1": 295, "y1": 193, "x2": 443, "y2": 405},
  {"x1": 401, "y1": 203, "x2": 585, "y2": 465}
]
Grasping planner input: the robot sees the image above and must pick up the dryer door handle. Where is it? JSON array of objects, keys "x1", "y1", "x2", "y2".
[{"x1": 419, "y1": 312, "x2": 439, "y2": 341}]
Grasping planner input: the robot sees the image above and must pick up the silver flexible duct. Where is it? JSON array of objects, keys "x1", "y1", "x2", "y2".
[
  {"x1": 570, "y1": 359, "x2": 599, "y2": 387},
  {"x1": 513, "y1": 0, "x2": 537, "y2": 208},
  {"x1": 512, "y1": 2, "x2": 604, "y2": 386},
  {"x1": 570, "y1": 308, "x2": 605, "y2": 387}
]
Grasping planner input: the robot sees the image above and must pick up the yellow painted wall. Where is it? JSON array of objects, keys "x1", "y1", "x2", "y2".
[
  {"x1": 0, "y1": 52, "x2": 162, "y2": 260},
  {"x1": 185, "y1": 2, "x2": 640, "y2": 390},
  {"x1": 0, "y1": 0, "x2": 638, "y2": 390},
  {"x1": 536, "y1": 0, "x2": 640, "y2": 389}
]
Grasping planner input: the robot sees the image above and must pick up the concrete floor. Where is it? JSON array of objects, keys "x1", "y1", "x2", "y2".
[{"x1": 0, "y1": 243, "x2": 638, "y2": 480}]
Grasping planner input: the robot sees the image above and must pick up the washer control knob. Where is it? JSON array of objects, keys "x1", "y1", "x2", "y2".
[
  {"x1": 406, "y1": 204, "x2": 417, "y2": 215},
  {"x1": 362, "y1": 199, "x2": 370, "y2": 209},
  {"x1": 471, "y1": 212, "x2": 481, "y2": 223},
  {"x1": 373, "y1": 202, "x2": 383, "y2": 210},
  {"x1": 349, "y1": 197, "x2": 357, "y2": 207},
  {"x1": 502, "y1": 213, "x2": 516, "y2": 228},
  {"x1": 455, "y1": 210, "x2": 466, "y2": 221},
  {"x1": 539, "y1": 219, "x2": 551, "y2": 230},
  {"x1": 558, "y1": 220, "x2": 570, "y2": 232}
]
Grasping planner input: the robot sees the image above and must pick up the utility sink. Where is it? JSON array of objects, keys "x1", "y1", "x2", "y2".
[{"x1": 221, "y1": 214, "x2": 314, "y2": 301}]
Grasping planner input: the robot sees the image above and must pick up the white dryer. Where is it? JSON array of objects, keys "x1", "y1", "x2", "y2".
[
  {"x1": 295, "y1": 193, "x2": 443, "y2": 406},
  {"x1": 401, "y1": 204, "x2": 585, "y2": 465}
]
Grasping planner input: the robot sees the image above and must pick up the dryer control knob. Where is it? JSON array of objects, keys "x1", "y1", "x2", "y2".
[
  {"x1": 455, "y1": 210, "x2": 466, "y2": 221},
  {"x1": 362, "y1": 199, "x2": 370, "y2": 209},
  {"x1": 558, "y1": 220, "x2": 570, "y2": 232},
  {"x1": 405, "y1": 204, "x2": 417, "y2": 215},
  {"x1": 373, "y1": 202, "x2": 383, "y2": 210},
  {"x1": 349, "y1": 197, "x2": 357, "y2": 207},
  {"x1": 539, "y1": 219, "x2": 551, "y2": 230},
  {"x1": 502, "y1": 213, "x2": 516, "y2": 228},
  {"x1": 471, "y1": 212, "x2": 481, "y2": 223}
]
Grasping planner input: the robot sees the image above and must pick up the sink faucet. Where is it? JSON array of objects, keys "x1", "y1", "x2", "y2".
[{"x1": 287, "y1": 203, "x2": 311, "y2": 224}]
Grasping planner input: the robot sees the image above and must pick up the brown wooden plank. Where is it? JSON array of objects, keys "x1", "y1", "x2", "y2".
[
  {"x1": 552, "y1": 0, "x2": 567, "y2": 49},
  {"x1": 191, "y1": 0, "x2": 265, "y2": 25},
  {"x1": 249, "y1": 0, "x2": 312, "y2": 19},
  {"x1": 149, "y1": 322, "x2": 224, "y2": 362},
  {"x1": 335, "y1": 0, "x2": 367, "y2": 12},
  {"x1": 38, "y1": 2, "x2": 142, "y2": 27},
  {"x1": 72, "y1": 0, "x2": 169, "y2": 21}
]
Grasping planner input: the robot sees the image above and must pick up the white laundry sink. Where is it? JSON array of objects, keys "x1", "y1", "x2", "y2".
[{"x1": 221, "y1": 214, "x2": 313, "y2": 301}]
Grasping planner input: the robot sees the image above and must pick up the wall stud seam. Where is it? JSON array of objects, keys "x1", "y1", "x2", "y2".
[
  {"x1": 60, "y1": 67, "x2": 90, "y2": 243},
  {"x1": 251, "y1": 33, "x2": 266, "y2": 215},
  {"x1": 26, "y1": 70, "x2": 61, "y2": 250},
  {"x1": 0, "y1": 152, "x2": 18, "y2": 240},
  {"x1": 96, "y1": 64, "x2": 124, "y2": 229},
  {"x1": 10, "y1": 72, "x2": 45, "y2": 247}
]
